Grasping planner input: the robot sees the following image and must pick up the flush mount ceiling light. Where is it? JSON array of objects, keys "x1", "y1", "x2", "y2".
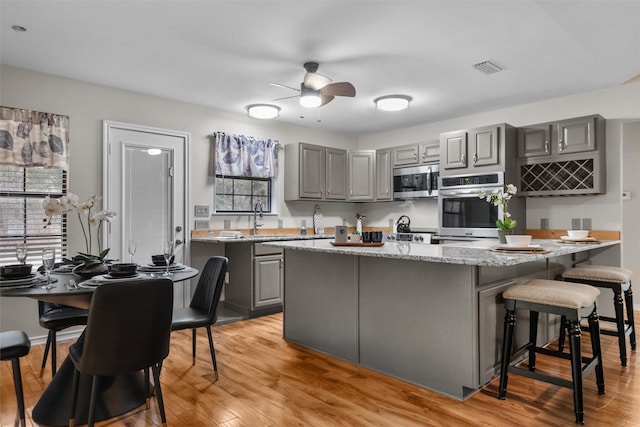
[
  {"x1": 374, "y1": 95, "x2": 412, "y2": 112},
  {"x1": 246, "y1": 104, "x2": 280, "y2": 119},
  {"x1": 299, "y1": 84, "x2": 322, "y2": 108}
]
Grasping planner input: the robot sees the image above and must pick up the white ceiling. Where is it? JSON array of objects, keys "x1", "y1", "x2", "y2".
[{"x1": 1, "y1": 0, "x2": 639, "y2": 136}]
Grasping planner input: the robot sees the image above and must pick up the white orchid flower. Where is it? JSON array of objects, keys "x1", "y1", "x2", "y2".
[{"x1": 90, "y1": 210, "x2": 117, "y2": 224}]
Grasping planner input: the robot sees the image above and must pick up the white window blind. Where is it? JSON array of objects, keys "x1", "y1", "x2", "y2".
[{"x1": 0, "y1": 165, "x2": 67, "y2": 266}]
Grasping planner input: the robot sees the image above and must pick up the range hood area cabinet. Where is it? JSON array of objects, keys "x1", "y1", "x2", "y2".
[
  {"x1": 392, "y1": 140, "x2": 440, "y2": 167},
  {"x1": 439, "y1": 124, "x2": 517, "y2": 176},
  {"x1": 285, "y1": 143, "x2": 347, "y2": 201},
  {"x1": 517, "y1": 114, "x2": 606, "y2": 196}
]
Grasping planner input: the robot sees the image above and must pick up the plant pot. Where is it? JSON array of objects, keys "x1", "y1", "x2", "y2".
[
  {"x1": 73, "y1": 262, "x2": 108, "y2": 278},
  {"x1": 497, "y1": 229, "x2": 513, "y2": 244}
]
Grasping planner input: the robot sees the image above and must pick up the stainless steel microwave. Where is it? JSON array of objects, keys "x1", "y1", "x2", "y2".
[{"x1": 393, "y1": 164, "x2": 439, "y2": 199}]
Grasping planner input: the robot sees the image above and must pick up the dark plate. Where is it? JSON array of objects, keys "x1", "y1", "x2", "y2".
[
  {"x1": 105, "y1": 271, "x2": 138, "y2": 278},
  {"x1": 1, "y1": 264, "x2": 33, "y2": 278}
]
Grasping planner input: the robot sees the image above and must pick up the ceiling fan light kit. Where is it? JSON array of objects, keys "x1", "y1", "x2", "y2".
[
  {"x1": 374, "y1": 95, "x2": 412, "y2": 112},
  {"x1": 299, "y1": 84, "x2": 322, "y2": 108},
  {"x1": 246, "y1": 104, "x2": 280, "y2": 119}
]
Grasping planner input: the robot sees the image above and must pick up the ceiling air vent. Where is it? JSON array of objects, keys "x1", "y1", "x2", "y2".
[{"x1": 472, "y1": 60, "x2": 503, "y2": 75}]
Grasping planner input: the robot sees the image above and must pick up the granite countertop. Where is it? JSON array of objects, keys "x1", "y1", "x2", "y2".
[
  {"x1": 191, "y1": 233, "x2": 333, "y2": 243},
  {"x1": 262, "y1": 238, "x2": 620, "y2": 267}
]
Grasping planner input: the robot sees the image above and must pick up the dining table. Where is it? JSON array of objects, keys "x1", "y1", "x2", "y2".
[{"x1": 0, "y1": 264, "x2": 199, "y2": 426}]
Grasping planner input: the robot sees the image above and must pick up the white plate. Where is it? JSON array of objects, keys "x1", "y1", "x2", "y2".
[{"x1": 139, "y1": 264, "x2": 185, "y2": 272}]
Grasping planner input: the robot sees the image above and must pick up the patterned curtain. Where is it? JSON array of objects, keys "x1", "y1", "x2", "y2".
[
  {"x1": 213, "y1": 132, "x2": 279, "y2": 178},
  {"x1": 0, "y1": 107, "x2": 70, "y2": 170}
]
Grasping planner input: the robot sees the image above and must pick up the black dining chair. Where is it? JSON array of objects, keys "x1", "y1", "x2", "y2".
[
  {"x1": 38, "y1": 301, "x2": 88, "y2": 378},
  {"x1": 0, "y1": 330, "x2": 31, "y2": 427},
  {"x1": 171, "y1": 256, "x2": 228, "y2": 379},
  {"x1": 68, "y1": 278, "x2": 174, "y2": 427}
]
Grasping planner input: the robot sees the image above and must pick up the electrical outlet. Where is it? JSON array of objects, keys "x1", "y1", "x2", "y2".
[
  {"x1": 277, "y1": 219, "x2": 283, "y2": 228},
  {"x1": 223, "y1": 220, "x2": 231, "y2": 229},
  {"x1": 540, "y1": 218, "x2": 549, "y2": 230},
  {"x1": 194, "y1": 220, "x2": 209, "y2": 230},
  {"x1": 571, "y1": 218, "x2": 581, "y2": 230},
  {"x1": 582, "y1": 218, "x2": 592, "y2": 230},
  {"x1": 194, "y1": 205, "x2": 209, "y2": 217}
]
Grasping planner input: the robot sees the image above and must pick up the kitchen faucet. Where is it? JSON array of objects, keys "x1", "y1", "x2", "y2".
[{"x1": 253, "y1": 199, "x2": 264, "y2": 235}]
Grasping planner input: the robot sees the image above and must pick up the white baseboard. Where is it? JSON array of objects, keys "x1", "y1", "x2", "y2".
[{"x1": 29, "y1": 328, "x2": 84, "y2": 346}]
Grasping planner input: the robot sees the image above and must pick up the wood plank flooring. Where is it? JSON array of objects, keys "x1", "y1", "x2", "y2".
[{"x1": 1, "y1": 312, "x2": 638, "y2": 426}]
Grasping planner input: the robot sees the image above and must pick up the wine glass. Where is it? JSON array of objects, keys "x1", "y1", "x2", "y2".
[
  {"x1": 41, "y1": 248, "x2": 55, "y2": 290},
  {"x1": 127, "y1": 239, "x2": 137, "y2": 263},
  {"x1": 162, "y1": 241, "x2": 174, "y2": 277},
  {"x1": 16, "y1": 243, "x2": 28, "y2": 264}
]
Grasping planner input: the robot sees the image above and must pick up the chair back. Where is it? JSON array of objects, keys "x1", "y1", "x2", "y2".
[
  {"x1": 189, "y1": 256, "x2": 228, "y2": 324},
  {"x1": 75, "y1": 278, "x2": 173, "y2": 376}
]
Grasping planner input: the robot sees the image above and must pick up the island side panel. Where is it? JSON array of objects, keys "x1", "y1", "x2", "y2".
[
  {"x1": 283, "y1": 249, "x2": 359, "y2": 362},
  {"x1": 358, "y1": 257, "x2": 478, "y2": 400}
]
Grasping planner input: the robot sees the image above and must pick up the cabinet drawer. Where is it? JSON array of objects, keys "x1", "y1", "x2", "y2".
[{"x1": 254, "y1": 243, "x2": 284, "y2": 256}]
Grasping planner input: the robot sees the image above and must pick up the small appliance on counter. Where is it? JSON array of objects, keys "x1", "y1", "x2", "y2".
[{"x1": 395, "y1": 215, "x2": 411, "y2": 233}]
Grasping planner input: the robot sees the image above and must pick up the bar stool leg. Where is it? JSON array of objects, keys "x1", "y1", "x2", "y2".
[
  {"x1": 624, "y1": 284, "x2": 636, "y2": 350},
  {"x1": 587, "y1": 310, "x2": 605, "y2": 395},
  {"x1": 612, "y1": 286, "x2": 628, "y2": 366},
  {"x1": 558, "y1": 315, "x2": 567, "y2": 352},
  {"x1": 499, "y1": 308, "x2": 516, "y2": 400},
  {"x1": 528, "y1": 311, "x2": 539, "y2": 371},
  {"x1": 567, "y1": 320, "x2": 585, "y2": 425},
  {"x1": 11, "y1": 358, "x2": 26, "y2": 426}
]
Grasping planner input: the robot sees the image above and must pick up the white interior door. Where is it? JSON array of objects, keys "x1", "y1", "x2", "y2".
[{"x1": 103, "y1": 121, "x2": 190, "y2": 307}]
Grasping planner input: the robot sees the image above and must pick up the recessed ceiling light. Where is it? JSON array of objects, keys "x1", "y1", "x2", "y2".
[
  {"x1": 374, "y1": 95, "x2": 412, "y2": 112},
  {"x1": 246, "y1": 104, "x2": 280, "y2": 119},
  {"x1": 11, "y1": 25, "x2": 27, "y2": 32}
]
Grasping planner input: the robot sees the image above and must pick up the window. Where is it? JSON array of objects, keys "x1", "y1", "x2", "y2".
[
  {"x1": 215, "y1": 175, "x2": 271, "y2": 213},
  {"x1": 0, "y1": 165, "x2": 67, "y2": 265}
]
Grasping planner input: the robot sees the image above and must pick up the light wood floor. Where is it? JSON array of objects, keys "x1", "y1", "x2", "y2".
[{"x1": 1, "y1": 312, "x2": 638, "y2": 426}]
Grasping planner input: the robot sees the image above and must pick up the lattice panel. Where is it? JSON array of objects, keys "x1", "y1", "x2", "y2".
[{"x1": 520, "y1": 159, "x2": 594, "y2": 192}]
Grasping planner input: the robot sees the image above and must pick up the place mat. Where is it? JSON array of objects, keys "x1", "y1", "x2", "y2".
[
  {"x1": 491, "y1": 245, "x2": 550, "y2": 254},
  {"x1": 138, "y1": 263, "x2": 186, "y2": 272},
  {"x1": 330, "y1": 241, "x2": 385, "y2": 247},
  {"x1": 556, "y1": 237, "x2": 601, "y2": 244}
]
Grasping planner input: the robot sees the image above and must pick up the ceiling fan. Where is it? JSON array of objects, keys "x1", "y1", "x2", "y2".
[{"x1": 270, "y1": 62, "x2": 356, "y2": 108}]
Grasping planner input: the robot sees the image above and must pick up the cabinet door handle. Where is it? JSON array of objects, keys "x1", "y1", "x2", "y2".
[
  {"x1": 473, "y1": 153, "x2": 478, "y2": 164},
  {"x1": 558, "y1": 139, "x2": 564, "y2": 152},
  {"x1": 461, "y1": 154, "x2": 466, "y2": 165},
  {"x1": 544, "y1": 140, "x2": 549, "y2": 153},
  {"x1": 280, "y1": 259, "x2": 284, "y2": 268},
  {"x1": 320, "y1": 188, "x2": 323, "y2": 196}
]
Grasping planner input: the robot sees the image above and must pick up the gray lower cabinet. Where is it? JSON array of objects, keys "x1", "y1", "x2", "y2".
[{"x1": 224, "y1": 243, "x2": 283, "y2": 318}]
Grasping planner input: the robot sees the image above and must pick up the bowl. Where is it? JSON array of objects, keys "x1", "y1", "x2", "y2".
[
  {"x1": 108, "y1": 263, "x2": 138, "y2": 277},
  {"x1": 567, "y1": 230, "x2": 589, "y2": 239},
  {"x1": 151, "y1": 255, "x2": 175, "y2": 266},
  {"x1": 505, "y1": 235, "x2": 532, "y2": 247},
  {"x1": 1, "y1": 263, "x2": 33, "y2": 278}
]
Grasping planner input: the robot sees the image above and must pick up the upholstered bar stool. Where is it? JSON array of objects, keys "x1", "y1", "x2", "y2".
[
  {"x1": 561, "y1": 265, "x2": 635, "y2": 366},
  {"x1": 499, "y1": 279, "x2": 605, "y2": 425},
  {"x1": 0, "y1": 330, "x2": 31, "y2": 426}
]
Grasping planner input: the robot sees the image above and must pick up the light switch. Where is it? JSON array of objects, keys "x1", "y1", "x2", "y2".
[{"x1": 194, "y1": 205, "x2": 209, "y2": 217}]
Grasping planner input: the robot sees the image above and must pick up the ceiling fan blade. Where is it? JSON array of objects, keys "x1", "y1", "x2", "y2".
[
  {"x1": 320, "y1": 82, "x2": 356, "y2": 97},
  {"x1": 272, "y1": 95, "x2": 299, "y2": 101},
  {"x1": 269, "y1": 82, "x2": 300, "y2": 92},
  {"x1": 319, "y1": 94, "x2": 335, "y2": 106},
  {"x1": 304, "y1": 72, "x2": 332, "y2": 90}
]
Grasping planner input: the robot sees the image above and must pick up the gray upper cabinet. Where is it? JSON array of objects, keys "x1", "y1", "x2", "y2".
[
  {"x1": 375, "y1": 148, "x2": 393, "y2": 201},
  {"x1": 285, "y1": 143, "x2": 347, "y2": 201},
  {"x1": 469, "y1": 125, "x2": 499, "y2": 166},
  {"x1": 419, "y1": 141, "x2": 440, "y2": 164},
  {"x1": 517, "y1": 115, "x2": 606, "y2": 196},
  {"x1": 518, "y1": 115, "x2": 600, "y2": 159},
  {"x1": 326, "y1": 147, "x2": 348, "y2": 200},
  {"x1": 440, "y1": 130, "x2": 468, "y2": 170},
  {"x1": 518, "y1": 123, "x2": 552, "y2": 158},
  {"x1": 392, "y1": 145, "x2": 419, "y2": 166},
  {"x1": 349, "y1": 150, "x2": 375, "y2": 201},
  {"x1": 440, "y1": 124, "x2": 516, "y2": 176}
]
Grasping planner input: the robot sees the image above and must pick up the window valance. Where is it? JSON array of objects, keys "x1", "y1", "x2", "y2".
[
  {"x1": 0, "y1": 107, "x2": 70, "y2": 170},
  {"x1": 213, "y1": 132, "x2": 279, "y2": 178}
]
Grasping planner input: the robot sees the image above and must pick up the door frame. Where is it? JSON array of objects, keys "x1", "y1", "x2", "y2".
[{"x1": 102, "y1": 119, "x2": 191, "y2": 269}]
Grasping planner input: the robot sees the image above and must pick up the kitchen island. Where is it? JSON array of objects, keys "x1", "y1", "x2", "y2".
[{"x1": 263, "y1": 238, "x2": 620, "y2": 400}]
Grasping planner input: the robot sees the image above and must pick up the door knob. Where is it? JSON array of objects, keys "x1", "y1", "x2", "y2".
[
  {"x1": 175, "y1": 226, "x2": 182, "y2": 232},
  {"x1": 175, "y1": 239, "x2": 183, "y2": 245}
]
